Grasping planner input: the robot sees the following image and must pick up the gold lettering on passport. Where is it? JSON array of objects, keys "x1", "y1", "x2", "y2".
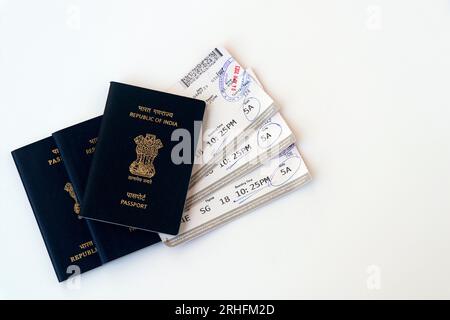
[
  {"x1": 120, "y1": 192, "x2": 148, "y2": 210},
  {"x1": 128, "y1": 175, "x2": 152, "y2": 184},
  {"x1": 48, "y1": 156, "x2": 62, "y2": 166},
  {"x1": 138, "y1": 105, "x2": 152, "y2": 113},
  {"x1": 85, "y1": 137, "x2": 98, "y2": 155},
  {"x1": 70, "y1": 241, "x2": 97, "y2": 263},
  {"x1": 130, "y1": 105, "x2": 178, "y2": 127},
  {"x1": 85, "y1": 146, "x2": 95, "y2": 155},
  {"x1": 48, "y1": 148, "x2": 61, "y2": 166},
  {"x1": 64, "y1": 182, "x2": 80, "y2": 214},
  {"x1": 129, "y1": 134, "x2": 163, "y2": 179},
  {"x1": 79, "y1": 241, "x2": 95, "y2": 249}
]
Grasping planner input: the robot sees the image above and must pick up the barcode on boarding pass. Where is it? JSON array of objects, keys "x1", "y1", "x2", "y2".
[{"x1": 180, "y1": 48, "x2": 223, "y2": 88}]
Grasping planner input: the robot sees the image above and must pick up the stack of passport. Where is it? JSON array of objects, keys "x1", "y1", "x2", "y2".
[{"x1": 11, "y1": 47, "x2": 311, "y2": 282}]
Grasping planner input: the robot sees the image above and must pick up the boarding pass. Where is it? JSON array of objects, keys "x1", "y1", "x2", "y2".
[
  {"x1": 170, "y1": 48, "x2": 279, "y2": 184},
  {"x1": 159, "y1": 144, "x2": 311, "y2": 246},
  {"x1": 184, "y1": 68, "x2": 295, "y2": 208}
]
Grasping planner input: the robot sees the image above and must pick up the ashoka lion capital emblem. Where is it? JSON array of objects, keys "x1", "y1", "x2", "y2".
[
  {"x1": 64, "y1": 182, "x2": 80, "y2": 214},
  {"x1": 129, "y1": 133, "x2": 163, "y2": 178}
]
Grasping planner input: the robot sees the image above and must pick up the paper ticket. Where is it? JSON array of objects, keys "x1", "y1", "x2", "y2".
[
  {"x1": 184, "y1": 112, "x2": 296, "y2": 209},
  {"x1": 170, "y1": 48, "x2": 279, "y2": 185},
  {"x1": 183, "y1": 68, "x2": 295, "y2": 208},
  {"x1": 159, "y1": 144, "x2": 311, "y2": 246}
]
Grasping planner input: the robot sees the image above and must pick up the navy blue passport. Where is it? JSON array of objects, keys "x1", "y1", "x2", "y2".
[
  {"x1": 11, "y1": 137, "x2": 102, "y2": 282},
  {"x1": 81, "y1": 82, "x2": 206, "y2": 234},
  {"x1": 53, "y1": 116, "x2": 161, "y2": 262},
  {"x1": 53, "y1": 116, "x2": 102, "y2": 200}
]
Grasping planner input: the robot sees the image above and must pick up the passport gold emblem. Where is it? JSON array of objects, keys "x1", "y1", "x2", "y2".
[
  {"x1": 64, "y1": 182, "x2": 80, "y2": 214},
  {"x1": 129, "y1": 133, "x2": 163, "y2": 178}
]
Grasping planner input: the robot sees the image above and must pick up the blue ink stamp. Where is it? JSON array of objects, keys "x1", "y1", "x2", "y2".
[
  {"x1": 219, "y1": 58, "x2": 251, "y2": 102},
  {"x1": 242, "y1": 97, "x2": 261, "y2": 121},
  {"x1": 269, "y1": 156, "x2": 302, "y2": 187},
  {"x1": 257, "y1": 122, "x2": 283, "y2": 148}
]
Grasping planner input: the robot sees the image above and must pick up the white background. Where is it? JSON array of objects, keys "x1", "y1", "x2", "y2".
[{"x1": 1, "y1": 0, "x2": 449, "y2": 299}]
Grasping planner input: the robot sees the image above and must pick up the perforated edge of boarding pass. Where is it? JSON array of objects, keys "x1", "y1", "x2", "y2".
[{"x1": 163, "y1": 172, "x2": 312, "y2": 247}]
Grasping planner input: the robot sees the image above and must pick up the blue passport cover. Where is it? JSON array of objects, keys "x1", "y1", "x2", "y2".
[
  {"x1": 53, "y1": 116, "x2": 161, "y2": 262},
  {"x1": 81, "y1": 82, "x2": 206, "y2": 234},
  {"x1": 11, "y1": 137, "x2": 102, "y2": 282}
]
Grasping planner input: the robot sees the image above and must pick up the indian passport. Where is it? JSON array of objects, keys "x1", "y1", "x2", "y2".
[
  {"x1": 11, "y1": 137, "x2": 102, "y2": 282},
  {"x1": 53, "y1": 117, "x2": 161, "y2": 262},
  {"x1": 81, "y1": 82, "x2": 206, "y2": 235}
]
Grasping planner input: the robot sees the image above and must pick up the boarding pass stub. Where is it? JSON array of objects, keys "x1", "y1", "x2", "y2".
[
  {"x1": 169, "y1": 47, "x2": 276, "y2": 172},
  {"x1": 159, "y1": 144, "x2": 310, "y2": 244},
  {"x1": 186, "y1": 112, "x2": 295, "y2": 206}
]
